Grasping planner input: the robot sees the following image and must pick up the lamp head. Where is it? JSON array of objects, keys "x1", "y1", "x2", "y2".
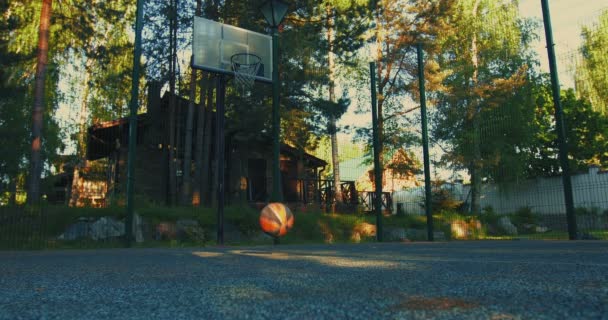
[{"x1": 260, "y1": 0, "x2": 289, "y2": 28}]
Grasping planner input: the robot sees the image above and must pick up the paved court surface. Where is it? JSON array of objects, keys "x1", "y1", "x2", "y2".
[{"x1": 1, "y1": 241, "x2": 607, "y2": 319}]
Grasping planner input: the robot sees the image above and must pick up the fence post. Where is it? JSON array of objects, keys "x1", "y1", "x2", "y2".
[
  {"x1": 370, "y1": 62, "x2": 383, "y2": 242},
  {"x1": 417, "y1": 43, "x2": 434, "y2": 241},
  {"x1": 541, "y1": 0, "x2": 577, "y2": 240}
]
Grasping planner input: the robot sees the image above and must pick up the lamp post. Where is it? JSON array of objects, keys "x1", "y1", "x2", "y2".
[
  {"x1": 125, "y1": 0, "x2": 145, "y2": 247},
  {"x1": 260, "y1": 0, "x2": 289, "y2": 203}
]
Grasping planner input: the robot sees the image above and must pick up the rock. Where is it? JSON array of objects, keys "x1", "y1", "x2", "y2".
[
  {"x1": 406, "y1": 228, "x2": 427, "y2": 241},
  {"x1": 498, "y1": 216, "x2": 518, "y2": 235},
  {"x1": 450, "y1": 221, "x2": 468, "y2": 239},
  {"x1": 90, "y1": 217, "x2": 125, "y2": 240},
  {"x1": 155, "y1": 222, "x2": 177, "y2": 240},
  {"x1": 176, "y1": 219, "x2": 206, "y2": 243},
  {"x1": 133, "y1": 213, "x2": 144, "y2": 243},
  {"x1": 324, "y1": 233, "x2": 334, "y2": 244},
  {"x1": 353, "y1": 222, "x2": 376, "y2": 237},
  {"x1": 383, "y1": 227, "x2": 408, "y2": 242},
  {"x1": 535, "y1": 225, "x2": 549, "y2": 233},
  {"x1": 58, "y1": 218, "x2": 93, "y2": 240}
]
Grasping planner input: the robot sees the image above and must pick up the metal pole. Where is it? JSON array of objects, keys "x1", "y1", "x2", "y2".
[
  {"x1": 417, "y1": 43, "x2": 434, "y2": 241},
  {"x1": 125, "y1": 0, "x2": 144, "y2": 247},
  {"x1": 270, "y1": 27, "x2": 283, "y2": 202},
  {"x1": 541, "y1": 0, "x2": 577, "y2": 240},
  {"x1": 216, "y1": 76, "x2": 226, "y2": 245},
  {"x1": 370, "y1": 62, "x2": 383, "y2": 242}
]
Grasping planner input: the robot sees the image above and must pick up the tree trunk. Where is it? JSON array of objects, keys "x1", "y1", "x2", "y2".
[
  {"x1": 174, "y1": 0, "x2": 182, "y2": 202},
  {"x1": 469, "y1": 0, "x2": 482, "y2": 215},
  {"x1": 183, "y1": 0, "x2": 203, "y2": 206},
  {"x1": 27, "y1": 0, "x2": 52, "y2": 205},
  {"x1": 181, "y1": 66, "x2": 197, "y2": 205},
  {"x1": 327, "y1": 5, "x2": 341, "y2": 211},
  {"x1": 190, "y1": 0, "x2": 204, "y2": 206},
  {"x1": 69, "y1": 61, "x2": 92, "y2": 207},
  {"x1": 374, "y1": 3, "x2": 385, "y2": 192},
  {"x1": 193, "y1": 74, "x2": 208, "y2": 206},
  {"x1": 167, "y1": 0, "x2": 178, "y2": 206}
]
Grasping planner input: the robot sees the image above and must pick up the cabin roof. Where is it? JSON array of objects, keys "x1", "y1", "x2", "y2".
[{"x1": 86, "y1": 93, "x2": 326, "y2": 168}]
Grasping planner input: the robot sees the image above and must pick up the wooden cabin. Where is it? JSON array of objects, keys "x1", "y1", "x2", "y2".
[{"x1": 80, "y1": 85, "x2": 333, "y2": 207}]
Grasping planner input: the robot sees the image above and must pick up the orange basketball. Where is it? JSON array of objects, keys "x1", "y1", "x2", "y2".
[{"x1": 259, "y1": 203, "x2": 294, "y2": 237}]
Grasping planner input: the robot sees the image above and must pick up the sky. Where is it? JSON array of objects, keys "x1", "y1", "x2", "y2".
[{"x1": 518, "y1": 0, "x2": 608, "y2": 87}]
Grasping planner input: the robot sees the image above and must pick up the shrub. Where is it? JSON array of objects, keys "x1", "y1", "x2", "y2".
[
  {"x1": 479, "y1": 206, "x2": 500, "y2": 226},
  {"x1": 420, "y1": 181, "x2": 464, "y2": 212}
]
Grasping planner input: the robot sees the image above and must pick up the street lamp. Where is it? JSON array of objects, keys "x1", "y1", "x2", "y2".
[{"x1": 260, "y1": 0, "x2": 289, "y2": 202}]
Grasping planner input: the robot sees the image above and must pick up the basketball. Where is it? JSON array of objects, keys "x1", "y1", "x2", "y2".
[{"x1": 259, "y1": 203, "x2": 294, "y2": 237}]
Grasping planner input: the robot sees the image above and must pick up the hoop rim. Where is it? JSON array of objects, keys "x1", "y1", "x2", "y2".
[{"x1": 231, "y1": 53, "x2": 262, "y2": 67}]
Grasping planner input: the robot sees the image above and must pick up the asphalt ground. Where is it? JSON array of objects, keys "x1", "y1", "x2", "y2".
[{"x1": 0, "y1": 241, "x2": 607, "y2": 320}]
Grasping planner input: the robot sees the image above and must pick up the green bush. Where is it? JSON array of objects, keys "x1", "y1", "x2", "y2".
[
  {"x1": 478, "y1": 206, "x2": 500, "y2": 225},
  {"x1": 421, "y1": 182, "x2": 465, "y2": 212}
]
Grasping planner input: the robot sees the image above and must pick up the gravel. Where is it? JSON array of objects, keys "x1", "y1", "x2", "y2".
[{"x1": 0, "y1": 241, "x2": 607, "y2": 319}]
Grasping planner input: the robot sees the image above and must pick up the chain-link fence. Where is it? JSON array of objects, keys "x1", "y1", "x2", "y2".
[{"x1": 2, "y1": 2, "x2": 607, "y2": 250}]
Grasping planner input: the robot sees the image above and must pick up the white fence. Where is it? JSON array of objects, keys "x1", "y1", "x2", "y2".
[{"x1": 393, "y1": 166, "x2": 608, "y2": 215}]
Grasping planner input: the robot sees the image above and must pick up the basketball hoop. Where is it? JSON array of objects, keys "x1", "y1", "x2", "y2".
[{"x1": 231, "y1": 53, "x2": 261, "y2": 95}]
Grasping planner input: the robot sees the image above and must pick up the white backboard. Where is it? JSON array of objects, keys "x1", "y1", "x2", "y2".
[{"x1": 192, "y1": 17, "x2": 272, "y2": 83}]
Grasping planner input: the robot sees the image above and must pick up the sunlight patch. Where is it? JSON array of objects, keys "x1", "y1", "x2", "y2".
[{"x1": 192, "y1": 251, "x2": 224, "y2": 258}]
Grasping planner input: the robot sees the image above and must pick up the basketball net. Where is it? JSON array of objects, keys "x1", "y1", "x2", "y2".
[{"x1": 231, "y1": 53, "x2": 261, "y2": 96}]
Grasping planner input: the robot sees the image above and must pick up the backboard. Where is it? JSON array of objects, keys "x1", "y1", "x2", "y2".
[{"x1": 192, "y1": 17, "x2": 272, "y2": 84}]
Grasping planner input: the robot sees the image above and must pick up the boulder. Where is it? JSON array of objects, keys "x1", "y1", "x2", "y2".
[
  {"x1": 383, "y1": 227, "x2": 408, "y2": 242},
  {"x1": 90, "y1": 217, "x2": 125, "y2": 240},
  {"x1": 353, "y1": 222, "x2": 376, "y2": 237},
  {"x1": 535, "y1": 225, "x2": 549, "y2": 233},
  {"x1": 450, "y1": 219, "x2": 483, "y2": 239},
  {"x1": 133, "y1": 213, "x2": 144, "y2": 243},
  {"x1": 450, "y1": 221, "x2": 468, "y2": 239},
  {"x1": 498, "y1": 216, "x2": 518, "y2": 235},
  {"x1": 58, "y1": 218, "x2": 94, "y2": 240}
]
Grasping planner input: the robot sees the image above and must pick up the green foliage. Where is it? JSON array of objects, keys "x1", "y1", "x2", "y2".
[
  {"x1": 355, "y1": 0, "x2": 455, "y2": 169},
  {"x1": 435, "y1": 209, "x2": 468, "y2": 224},
  {"x1": 422, "y1": 181, "x2": 464, "y2": 212},
  {"x1": 478, "y1": 206, "x2": 499, "y2": 225},
  {"x1": 575, "y1": 10, "x2": 608, "y2": 116},
  {"x1": 433, "y1": 0, "x2": 539, "y2": 186},
  {"x1": 527, "y1": 85, "x2": 608, "y2": 175},
  {"x1": 0, "y1": 31, "x2": 64, "y2": 200}
]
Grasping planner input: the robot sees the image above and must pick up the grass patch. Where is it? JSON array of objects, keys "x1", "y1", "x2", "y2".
[{"x1": 2, "y1": 204, "x2": 606, "y2": 250}]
